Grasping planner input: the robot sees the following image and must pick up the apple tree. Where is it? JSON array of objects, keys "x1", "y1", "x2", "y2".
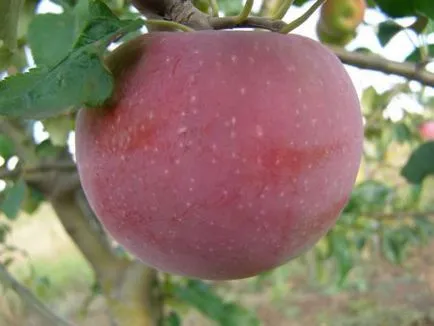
[{"x1": 0, "y1": 0, "x2": 433, "y2": 325}]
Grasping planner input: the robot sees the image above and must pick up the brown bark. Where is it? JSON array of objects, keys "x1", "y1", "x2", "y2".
[{"x1": 50, "y1": 185, "x2": 162, "y2": 326}]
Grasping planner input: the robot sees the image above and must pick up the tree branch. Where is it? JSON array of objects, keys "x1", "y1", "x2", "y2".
[
  {"x1": 330, "y1": 46, "x2": 434, "y2": 87},
  {"x1": 50, "y1": 183, "x2": 161, "y2": 325},
  {"x1": 371, "y1": 211, "x2": 434, "y2": 220},
  {"x1": 0, "y1": 161, "x2": 77, "y2": 180},
  {"x1": 132, "y1": 0, "x2": 434, "y2": 88},
  {"x1": 0, "y1": 263, "x2": 73, "y2": 326}
]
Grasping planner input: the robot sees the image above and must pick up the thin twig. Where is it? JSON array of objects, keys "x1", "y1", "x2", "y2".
[
  {"x1": 280, "y1": 0, "x2": 326, "y2": 33},
  {"x1": 272, "y1": 0, "x2": 294, "y2": 20},
  {"x1": 208, "y1": 0, "x2": 219, "y2": 17},
  {"x1": 0, "y1": 264, "x2": 73, "y2": 326},
  {"x1": 235, "y1": 0, "x2": 254, "y2": 24},
  {"x1": 0, "y1": 162, "x2": 77, "y2": 180},
  {"x1": 371, "y1": 211, "x2": 434, "y2": 219}
]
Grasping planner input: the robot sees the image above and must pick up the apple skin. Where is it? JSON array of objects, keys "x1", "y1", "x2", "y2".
[
  {"x1": 419, "y1": 121, "x2": 434, "y2": 140},
  {"x1": 320, "y1": 0, "x2": 366, "y2": 35},
  {"x1": 316, "y1": 21, "x2": 356, "y2": 46},
  {"x1": 75, "y1": 31, "x2": 363, "y2": 280}
]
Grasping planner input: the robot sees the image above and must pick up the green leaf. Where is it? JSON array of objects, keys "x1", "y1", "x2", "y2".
[
  {"x1": 28, "y1": 13, "x2": 77, "y2": 66},
  {"x1": 346, "y1": 180, "x2": 393, "y2": 214},
  {"x1": 218, "y1": 0, "x2": 244, "y2": 16},
  {"x1": 0, "y1": 0, "x2": 25, "y2": 49},
  {"x1": 329, "y1": 231, "x2": 353, "y2": 285},
  {"x1": 415, "y1": 0, "x2": 434, "y2": 20},
  {"x1": 173, "y1": 280, "x2": 259, "y2": 326},
  {"x1": 0, "y1": 223, "x2": 11, "y2": 243},
  {"x1": 401, "y1": 142, "x2": 434, "y2": 184},
  {"x1": 392, "y1": 122, "x2": 412, "y2": 144},
  {"x1": 381, "y1": 229, "x2": 410, "y2": 264},
  {"x1": 43, "y1": 115, "x2": 74, "y2": 146},
  {"x1": 0, "y1": 0, "x2": 143, "y2": 119},
  {"x1": 361, "y1": 86, "x2": 379, "y2": 114},
  {"x1": 0, "y1": 134, "x2": 15, "y2": 159},
  {"x1": 377, "y1": 21, "x2": 403, "y2": 47},
  {"x1": 50, "y1": 0, "x2": 76, "y2": 10},
  {"x1": 22, "y1": 186, "x2": 44, "y2": 215},
  {"x1": 373, "y1": 0, "x2": 416, "y2": 18},
  {"x1": 405, "y1": 44, "x2": 434, "y2": 62},
  {"x1": 164, "y1": 312, "x2": 182, "y2": 326},
  {"x1": 1, "y1": 180, "x2": 26, "y2": 220}
]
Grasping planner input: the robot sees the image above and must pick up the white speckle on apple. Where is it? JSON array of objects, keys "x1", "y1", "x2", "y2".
[
  {"x1": 178, "y1": 126, "x2": 187, "y2": 134},
  {"x1": 190, "y1": 95, "x2": 197, "y2": 103},
  {"x1": 231, "y1": 55, "x2": 238, "y2": 63},
  {"x1": 256, "y1": 125, "x2": 264, "y2": 137},
  {"x1": 240, "y1": 88, "x2": 246, "y2": 95}
]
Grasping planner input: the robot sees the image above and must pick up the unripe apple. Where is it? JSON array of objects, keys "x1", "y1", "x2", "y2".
[
  {"x1": 75, "y1": 31, "x2": 363, "y2": 280},
  {"x1": 316, "y1": 20, "x2": 356, "y2": 46},
  {"x1": 318, "y1": 0, "x2": 366, "y2": 37},
  {"x1": 419, "y1": 121, "x2": 434, "y2": 140}
]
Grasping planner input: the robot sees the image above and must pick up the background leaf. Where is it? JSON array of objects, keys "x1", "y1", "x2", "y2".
[
  {"x1": 173, "y1": 280, "x2": 260, "y2": 326},
  {"x1": 1, "y1": 180, "x2": 26, "y2": 220},
  {"x1": 401, "y1": 142, "x2": 434, "y2": 184},
  {"x1": 28, "y1": 13, "x2": 77, "y2": 66}
]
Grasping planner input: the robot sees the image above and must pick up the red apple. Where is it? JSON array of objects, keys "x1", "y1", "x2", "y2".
[
  {"x1": 419, "y1": 121, "x2": 434, "y2": 140},
  {"x1": 75, "y1": 31, "x2": 363, "y2": 280}
]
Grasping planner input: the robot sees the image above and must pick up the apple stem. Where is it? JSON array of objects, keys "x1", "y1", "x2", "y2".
[
  {"x1": 272, "y1": 0, "x2": 295, "y2": 20},
  {"x1": 279, "y1": 0, "x2": 327, "y2": 34},
  {"x1": 235, "y1": 0, "x2": 254, "y2": 24},
  {"x1": 208, "y1": 0, "x2": 219, "y2": 17},
  {"x1": 143, "y1": 19, "x2": 196, "y2": 32}
]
